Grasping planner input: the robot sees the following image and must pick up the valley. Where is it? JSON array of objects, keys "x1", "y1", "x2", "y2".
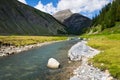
[{"x1": 0, "y1": 0, "x2": 120, "y2": 80}]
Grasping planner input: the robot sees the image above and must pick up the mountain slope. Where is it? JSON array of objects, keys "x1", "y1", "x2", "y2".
[
  {"x1": 0, "y1": 0, "x2": 66, "y2": 35},
  {"x1": 89, "y1": 0, "x2": 120, "y2": 34},
  {"x1": 53, "y1": 10, "x2": 92, "y2": 35}
]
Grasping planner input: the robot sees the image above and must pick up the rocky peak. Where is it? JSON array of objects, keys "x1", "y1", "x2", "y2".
[
  {"x1": 53, "y1": 9, "x2": 73, "y2": 22},
  {"x1": 53, "y1": 10, "x2": 92, "y2": 35}
]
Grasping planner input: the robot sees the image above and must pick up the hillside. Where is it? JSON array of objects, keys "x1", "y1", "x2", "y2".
[
  {"x1": 53, "y1": 9, "x2": 92, "y2": 35},
  {"x1": 0, "y1": 0, "x2": 66, "y2": 35},
  {"x1": 89, "y1": 0, "x2": 120, "y2": 34}
]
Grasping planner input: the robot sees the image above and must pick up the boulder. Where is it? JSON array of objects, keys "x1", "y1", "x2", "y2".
[
  {"x1": 68, "y1": 41, "x2": 100, "y2": 61},
  {"x1": 47, "y1": 58, "x2": 60, "y2": 69}
]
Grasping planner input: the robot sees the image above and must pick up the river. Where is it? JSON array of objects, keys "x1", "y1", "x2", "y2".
[{"x1": 0, "y1": 40, "x2": 80, "y2": 80}]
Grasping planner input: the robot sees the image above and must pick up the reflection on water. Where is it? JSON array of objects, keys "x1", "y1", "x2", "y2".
[{"x1": 0, "y1": 40, "x2": 79, "y2": 80}]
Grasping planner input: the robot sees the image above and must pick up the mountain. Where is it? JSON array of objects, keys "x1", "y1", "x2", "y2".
[
  {"x1": 53, "y1": 9, "x2": 92, "y2": 35},
  {"x1": 0, "y1": 0, "x2": 66, "y2": 35},
  {"x1": 53, "y1": 9, "x2": 73, "y2": 22},
  {"x1": 89, "y1": 0, "x2": 120, "y2": 34}
]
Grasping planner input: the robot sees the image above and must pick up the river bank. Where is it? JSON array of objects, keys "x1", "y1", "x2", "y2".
[
  {"x1": 0, "y1": 41, "x2": 62, "y2": 57},
  {"x1": 68, "y1": 41, "x2": 114, "y2": 80},
  {"x1": 0, "y1": 39, "x2": 81, "y2": 80}
]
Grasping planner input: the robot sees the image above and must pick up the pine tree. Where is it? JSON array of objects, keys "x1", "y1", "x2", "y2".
[{"x1": 91, "y1": 0, "x2": 120, "y2": 31}]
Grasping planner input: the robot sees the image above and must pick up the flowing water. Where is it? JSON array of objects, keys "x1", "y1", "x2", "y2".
[{"x1": 0, "y1": 40, "x2": 80, "y2": 80}]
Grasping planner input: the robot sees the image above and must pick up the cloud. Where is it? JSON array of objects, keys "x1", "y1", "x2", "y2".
[
  {"x1": 34, "y1": 0, "x2": 112, "y2": 18},
  {"x1": 18, "y1": 0, "x2": 27, "y2": 4},
  {"x1": 35, "y1": 1, "x2": 57, "y2": 14}
]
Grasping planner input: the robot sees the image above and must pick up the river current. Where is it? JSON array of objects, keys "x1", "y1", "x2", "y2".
[{"x1": 0, "y1": 40, "x2": 79, "y2": 80}]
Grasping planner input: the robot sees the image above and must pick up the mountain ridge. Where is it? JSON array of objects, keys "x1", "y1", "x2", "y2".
[
  {"x1": 0, "y1": 0, "x2": 66, "y2": 35},
  {"x1": 53, "y1": 9, "x2": 92, "y2": 35}
]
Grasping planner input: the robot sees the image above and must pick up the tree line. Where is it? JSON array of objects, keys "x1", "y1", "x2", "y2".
[{"x1": 92, "y1": 0, "x2": 120, "y2": 30}]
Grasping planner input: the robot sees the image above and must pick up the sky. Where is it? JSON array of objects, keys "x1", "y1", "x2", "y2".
[{"x1": 18, "y1": 0, "x2": 113, "y2": 19}]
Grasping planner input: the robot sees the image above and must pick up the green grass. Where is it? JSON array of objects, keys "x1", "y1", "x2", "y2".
[
  {"x1": 81, "y1": 34, "x2": 120, "y2": 79},
  {"x1": 101, "y1": 22, "x2": 120, "y2": 34},
  {"x1": 0, "y1": 36, "x2": 67, "y2": 46}
]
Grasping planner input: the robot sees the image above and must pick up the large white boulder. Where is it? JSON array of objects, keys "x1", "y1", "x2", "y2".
[
  {"x1": 47, "y1": 58, "x2": 60, "y2": 69},
  {"x1": 68, "y1": 41, "x2": 100, "y2": 61}
]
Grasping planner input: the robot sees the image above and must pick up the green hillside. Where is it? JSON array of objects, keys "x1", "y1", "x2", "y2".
[
  {"x1": 88, "y1": 0, "x2": 120, "y2": 34},
  {"x1": 88, "y1": 22, "x2": 120, "y2": 34},
  {"x1": 0, "y1": 0, "x2": 66, "y2": 35}
]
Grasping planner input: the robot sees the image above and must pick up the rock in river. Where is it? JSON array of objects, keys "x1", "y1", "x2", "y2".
[{"x1": 47, "y1": 58, "x2": 60, "y2": 69}]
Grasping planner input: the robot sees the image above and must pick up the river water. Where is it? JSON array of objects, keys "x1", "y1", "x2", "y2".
[{"x1": 0, "y1": 40, "x2": 79, "y2": 80}]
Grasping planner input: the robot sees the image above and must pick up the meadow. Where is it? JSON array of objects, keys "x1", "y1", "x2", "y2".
[
  {"x1": 0, "y1": 36, "x2": 67, "y2": 46},
  {"x1": 81, "y1": 34, "x2": 120, "y2": 79}
]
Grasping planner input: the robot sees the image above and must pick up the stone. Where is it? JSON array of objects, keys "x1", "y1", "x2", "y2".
[
  {"x1": 70, "y1": 76, "x2": 80, "y2": 80},
  {"x1": 68, "y1": 41, "x2": 100, "y2": 61},
  {"x1": 68, "y1": 60, "x2": 71, "y2": 63},
  {"x1": 47, "y1": 58, "x2": 60, "y2": 69},
  {"x1": 107, "y1": 76, "x2": 113, "y2": 80},
  {"x1": 105, "y1": 70, "x2": 110, "y2": 76}
]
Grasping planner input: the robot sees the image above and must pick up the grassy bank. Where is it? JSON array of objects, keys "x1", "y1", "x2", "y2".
[
  {"x1": 0, "y1": 36, "x2": 67, "y2": 46},
  {"x1": 81, "y1": 34, "x2": 120, "y2": 79}
]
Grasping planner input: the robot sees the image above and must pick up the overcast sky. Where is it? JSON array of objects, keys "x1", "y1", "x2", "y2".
[{"x1": 18, "y1": 0, "x2": 113, "y2": 19}]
